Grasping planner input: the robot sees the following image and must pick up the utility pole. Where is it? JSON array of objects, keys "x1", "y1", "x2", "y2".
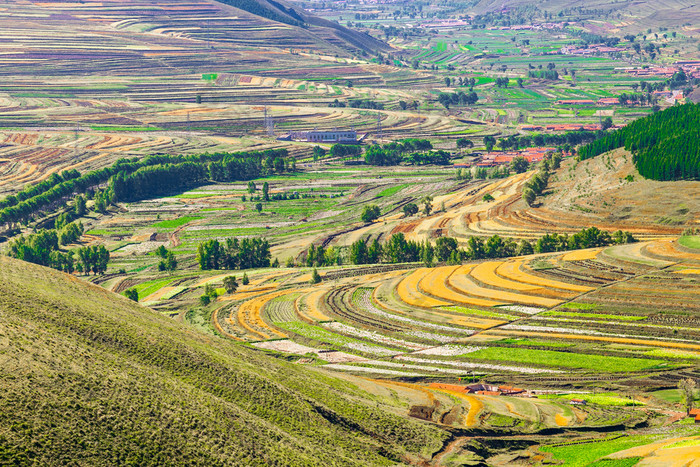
[
  {"x1": 264, "y1": 106, "x2": 275, "y2": 137},
  {"x1": 376, "y1": 111, "x2": 383, "y2": 140}
]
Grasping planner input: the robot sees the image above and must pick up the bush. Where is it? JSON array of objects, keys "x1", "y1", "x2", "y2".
[
  {"x1": 124, "y1": 288, "x2": 138, "y2": 302},
  {"x1": 361, "y1": 205, "x2": 381, "y2": 223}
]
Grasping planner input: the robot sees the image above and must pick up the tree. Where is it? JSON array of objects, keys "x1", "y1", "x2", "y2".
[
  {"x1": 158, "y1": 251, "x2": 177, "y2": 272},
  {"x1": 484, "y1": 136, "x2": 496, "y2": 152},
  {"x1": 421, "y1": 240, "x2": 434, "y2": 266},
  {"x1": 312, "y1": 146, "x2": 326, "y2": 162},
  {"x1": 403, "y1": 203, "x2": 418, "y2": 217},
  {"x1": 223, "y1": 275, "x2": 238, "y2": 294},
  {"x1": 262, "y1": 182, "x2": 270, "y2": 202},
  {"x1": 255, "y1": 202, "x2": 263, "y2": 213},
  {"x1": 242, "y1": 272, "x2": 249, "y2": 285},
  {"x1": 601, "y1": 117, "x2": 613, "y2": 130},
  {"x1": 516, "y1": 239, "x2": 534, "y2": 256},
  {"x1": 422, "y1": 196, "x2": 433, "y2": 216},
  {"x1": 435, "y1": 237, "x2": 458, "y2": 262},
  {"x1": 247, "y1": 181, "x2": 256, "y2": 194},
  {"x1": 679, "y1": 378, "x2": 698, "y2": 414},
  {"x1": 310, "y1": 268, "x2": 322, "y2": 284},
  {"x1": 350, "y1": 239, "x2": 369, "y2": 264},
  {"x1": 124, "y1": 288, "x2": 138, "y2": 302},
  {"x1": 456, "y1": 138, "x2": 474, "y2": 152},
  {"x1": 522, "y1": 188, "x2": 536, "y2": 206},
  {"x1": 74, "y1": 195, "x2": 87, "y2": 216},
  {"x1": 482, "y1": 193, "x2": 495, "y2": 202},
  {"x1": 361, "y1": 205, "x2": 381, "y2": 223},
  {"x1": 510, "y1": 156, "x2": 529, "y2": 174}
]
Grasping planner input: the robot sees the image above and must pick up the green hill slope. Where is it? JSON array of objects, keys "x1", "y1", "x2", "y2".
[{"x1": 0, "y1": 256, "x2": 446, "y2": 465}]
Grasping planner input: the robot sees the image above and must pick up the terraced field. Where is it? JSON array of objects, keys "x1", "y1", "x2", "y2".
[{"x1": 159, "y1": 237, "x2": 700, "y2": 399}]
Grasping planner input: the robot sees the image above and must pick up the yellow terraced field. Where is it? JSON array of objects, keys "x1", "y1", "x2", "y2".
[
  {"x1": 561, "y1": 248, "x2": 603, "y2": 262},
  {"x1": 500, "y1": 259, "x2": 593, "y2": 293},
  {"x1": 448, "y1": 266, "x2": 562, "y2": 308},
  {"x1": 397, "y1": 268, "x2": 453, "y2": 308},
  {"x1": 675, "y1": 269, "x2": 700, "y2": 275},
  {"x1": 431, "y1": 310, "x2": 507, "y2": 329},
  {"x1": 420, "y1": 265, "x2": 507, "y2": 308},
  {"x1": 237, "y1": 290, "x2": 292, "y2": 340},
  {"x1": 297, "y1": 288, "x2": 332, "y2": 322},
  {"x1": 472, "y1": 261, "x2": 541, "y2": 292}
]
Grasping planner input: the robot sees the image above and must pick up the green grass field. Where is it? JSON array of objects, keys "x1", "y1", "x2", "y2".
[
  {"x1": 679, "y1": 236, "x2": 700, "y2": 249},
  {"x1": 468, "y1": 347, "x2": 667, "y2": 372}
]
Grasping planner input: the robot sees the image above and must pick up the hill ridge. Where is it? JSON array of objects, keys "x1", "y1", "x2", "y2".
[{"x1": 0, "y1": 255, "x2": 446, "y2": 465}]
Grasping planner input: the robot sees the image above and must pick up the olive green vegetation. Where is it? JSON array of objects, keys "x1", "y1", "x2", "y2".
[
  {"x1": 540, "y1": 434, "x2": 661, "y2": 467},
  {"x1": 679, "y1": 235, "x2": 700, "y2": 250},
  {"x1": 0, "y1": 256, "x2": 448, "y2": 466}
]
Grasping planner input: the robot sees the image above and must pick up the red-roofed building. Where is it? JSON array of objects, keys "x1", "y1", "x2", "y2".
[{"x1": 597, "y1": 97, "x2": 620, "y2": 106}]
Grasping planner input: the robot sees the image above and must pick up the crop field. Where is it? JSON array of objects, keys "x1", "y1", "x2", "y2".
[
  {"x1": 1, "y1": 0, "x2": 700, "y2": 462},
  {"x1": 109, "y1": 230, "x2": 700, "y2": 408}
]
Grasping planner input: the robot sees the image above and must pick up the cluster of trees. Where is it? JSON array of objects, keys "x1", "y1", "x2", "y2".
[
  {"x1": 196, "y1": 237, "x2": 271, "y2": 271},
  {"x1": 498, "y1": 130, "x2": 600, "y2": 151},
  {"x1": 443, "y1": 77, "x2": 477, "y2": 88},
  {"x1": 348, "y1": 99, "x2": 384, "y2": 110},
  {"x1": 303, "y1": 244, "x2": 342, "y2": 267},
  {"x1": 329, "y1": 144, "x2": 362, "y2": 159},
  {"x1": 155, "y1": 245, "x2": 177, "y2": 272},
  {"x1": 7, "y1": 229, "x2": 109, "y2": 274},
  {"x1": 402, "y1": 151, "x2": 450, "y2": 165},
  {"x1": 578, "y1": 103, "x2": 700, "y2": 180},
  {"x1": 522, "y1": 161, "x2": 551, "y2": 206},
  {"x1": 58, "y1": 221, "x2": 84, "y2": 246},
  {"x1": 528, "y1": 70, "x2": 558, "y2": 80},
  {"x1": 0, "y1": 149, "x2": 292, "y2": 227},
  {"x1": 437, "y1": 91, "x2": 479, "y2": 109},
  {"x1": 111, "y1": 162, "x2": 207, "y2": 203},
  {"x1": 364, "y1": 139, "x2": 441, "y2": 166},
  {"x1": 494, "y1": 77, "x2": 517, "y2": 88},
  {"x1": 361, "y1": 205, "x2": 381, "y2": 223},
  {"x1": 347, "y1": 227, "x2": 635, "y2": 266},
  {"x1": 0, "y1": 170, "x2": 80, "y2": 210}
]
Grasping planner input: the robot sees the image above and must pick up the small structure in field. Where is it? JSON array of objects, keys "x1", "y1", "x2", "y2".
[
  {"x1": 279, "y1": 129, "x2": 358, "y2": 143},
  {"x1": 570, "y1": 399, "x2": 588, "y2": 406}
]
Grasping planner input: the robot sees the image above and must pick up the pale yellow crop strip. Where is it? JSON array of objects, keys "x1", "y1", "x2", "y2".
[
  {"x1": 448, "y1": 265, "x2": 561, "y2": 308},
  {"x1": 237, "y1": 290, "x2": 291, "y2": 340},
  {"x1": 397, "y1": 268, "x2": 453, "y2": 308},
  {"x1": 420, "y1": 265, "x2": 506, "y2": 308},
  {"x1": 303, "y1": 288, "x2": 332, "y2": 322},
  {"x1": 561, "y1": 247, "x2": 602, "y2": 262},
  {"x1": 472, "y1": 261, "x2": 540, "y2": 292}
]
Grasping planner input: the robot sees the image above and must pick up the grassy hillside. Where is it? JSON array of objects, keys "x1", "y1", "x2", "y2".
[
  {"x1": 0, "y1": 256, "x2": 447, "y2": 465},
  {"x1": 579, "y1": 104, "x2": 700, "y2": 181}
]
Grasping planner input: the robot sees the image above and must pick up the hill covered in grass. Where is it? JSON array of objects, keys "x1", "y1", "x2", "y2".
[
  {"x1": 212, "y1": 0, "x2": 390, "y2": 54},
  {"x1": 579, "y1": 104, "x2": 700, "y2": 181},
  {"x1": 0, "y1": 256, "x2": 447, "y2": 465}
]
